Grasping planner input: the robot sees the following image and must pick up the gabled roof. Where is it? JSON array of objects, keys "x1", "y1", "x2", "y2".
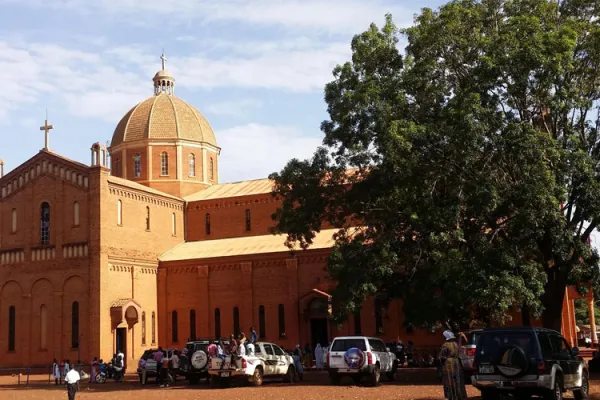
[
  {"x1": 0, "y1": 149, "x2": 89, "y2": 184},
  {"x1": 184, "y1": 178, "x2": 274, "y2": 202},
  {"x1": 107, "y1": 176, "x2": 183, "y2": 202},
  {"x1": 160, "y1": 227, "x2": 340, "y2": 262}
]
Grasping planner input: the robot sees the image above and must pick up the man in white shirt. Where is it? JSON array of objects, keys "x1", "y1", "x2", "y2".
[
  {"x1": 65, "y1": 368, "x2": 80, "y2": 400},
  {"x1": 170, "y1": 350, "x2": 180, "y2": 383}
]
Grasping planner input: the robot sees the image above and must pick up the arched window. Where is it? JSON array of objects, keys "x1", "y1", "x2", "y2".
[
  {"x1": 40, "y1": 202, "x2": 50, "y2": 245},
  {"x1": 259, "y1": 305, "x2": 266, "y2": 339},
  {"x1": 134, "y1": 153, "x2": 141, "y2": 177},
  {"x1": 354, "y1": 310, "x2": 362, "y2": 335},
  {"x1": 233, "y1": 307, "x2": 240, "y2": 336},
  {"x1": 142, "y1": 312, "x2": 146, "y2": 345},
  {"x1": 161, "y1": 152, "x2": 169, "y2": 175},
  {"x1": 190, "y1": 310, "x2": 196, "y2": 340},
  {"x1": 73, "y1": 201, "x2": 80, "y2": 226},
  {"x1": 152, "y1": 312, "x2": 156, "y2": 344},
  {"x1": 278, "y1": 304, "x2": 285, "y2": 338},
  {"x1": 214, "y1": 308, "x2": 221, "y2": 338},
  {"x1": 145, "y1": 206, "x2": 150, "y2": 231},
  {"x1": 188, "y1": 154, "x2": 196, "y2": 177},
  {"x1": 117, "y1": 200, "x2": 123, "y2": 225},
  {"x1": 210, "y1": 158, "x2": 214, "y2": 180},
  {"x1": 172, "y1": 311, "x2": 178, "y2": 342},
  {"x1": 171, "y1": 212, "x2": 176, "y2": 236},
  {"x1": 8, "y1": 306, "x2": 15, "y2": 351},
  {"x1": 40, "y1": 304, "x2": 48, "y2": 350},
  {"x1": 374, "y1": 298, "x2": 384, "y2": 335},
  {"x1": 245, "y1": 209, "x2": 251, "y2": 231},
  {"x1": 205, "y1": 213, "x2": 211, "y2": 235},
  {"x1": 71, "y1": 301, "x2": 79, "y2": 348},
  {"x1": 11, "y1": 208, "x2": 17, "y2": 233}
]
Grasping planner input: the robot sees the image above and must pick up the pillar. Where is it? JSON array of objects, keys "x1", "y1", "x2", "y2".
[
  {"x1": 197, "y1": 265, "x2": 210, "y2": 337},
  {"x1": 240, "y1": 262, "x2": 253, "y2": 336},
  {"x1": 589, "y1": 298, "x2": 598, "y2": 345},
  {"x1": 285, "y1": 258, "x2": 298, "y2": 348}
]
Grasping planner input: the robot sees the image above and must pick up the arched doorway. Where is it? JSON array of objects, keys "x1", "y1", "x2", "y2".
[
  {"x1": 307, "y1": 297, "x2": 329, "y2": 347},
  {"x1": 110, "y1": 299, "x2": 141, "y2": 367}
]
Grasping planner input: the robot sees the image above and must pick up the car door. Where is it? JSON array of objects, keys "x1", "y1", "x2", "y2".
[
  {"x1": 549, "y1": 334, "x2": 575, "y2": 387},
  {"x1": 260, "y1": 344, "x2": 277, "y2": 375},
  {"x1": 558, "y1": 336, "x2": 580, "y2": 388},
  {"x1": 369, "y1": 339, "x2": 389, "y2": 371},
  {"x1": 272, "y1": 344, "x2": 289, "y2": 375}
]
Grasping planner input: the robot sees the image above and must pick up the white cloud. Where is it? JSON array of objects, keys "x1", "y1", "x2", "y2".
[
  {"x1": 217, "y1": 123, "x2": 321, "y2": 182},
  {"x1": 206, "y1": 99, "x2": 263, "y2": 117},
  {"x1": 2, "y1": 0, "x2": 416, "y2": 35}
]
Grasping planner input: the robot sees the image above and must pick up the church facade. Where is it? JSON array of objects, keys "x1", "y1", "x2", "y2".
[{"x1": 0, "y1": 58, "x2": 588, "y2": 368}]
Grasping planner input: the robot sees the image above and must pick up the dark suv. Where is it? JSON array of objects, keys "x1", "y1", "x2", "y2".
[
  {"x1": 472, "y1": 327, "x2": 589, "y2": 400},
  {"x1": 182, "y1": 338, "x2": 229, "y2": 384}
]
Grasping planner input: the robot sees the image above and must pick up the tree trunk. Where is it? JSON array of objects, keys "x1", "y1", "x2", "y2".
[
  {"x1": 521, "y1": 304, "x2": 531, "y2": 326},
  {"x1": 541, "y1": 271, "x2": 567, "y2": 332}
]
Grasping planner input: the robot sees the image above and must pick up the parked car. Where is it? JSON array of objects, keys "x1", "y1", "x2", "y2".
[
  {"x1": 182, "y1": 339, "x2": 228, "y2": 384},
  {"x1": 472, "y1": 327, "x2": 589, "y2": 400},
  {"x1": 326, "y1": 336, "x2": 397, "y2": 386},
  {"x1": 459, "y1": 329, "x2": 482, "y2": 377},
  {"x1": 207, "y1": 341, "x2": 296, "y2": 388},
  {"x1": 137, "y1": 348, "x2": 176, "y2": 384}
]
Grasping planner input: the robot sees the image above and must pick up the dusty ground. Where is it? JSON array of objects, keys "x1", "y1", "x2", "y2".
[{"x1": 0, "y1": 369, "x2": 597, "y2": 400}]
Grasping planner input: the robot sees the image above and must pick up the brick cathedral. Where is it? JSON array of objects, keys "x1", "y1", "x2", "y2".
[{"x1": 0, "y1": 57, "x2": 588, "y2": 368}]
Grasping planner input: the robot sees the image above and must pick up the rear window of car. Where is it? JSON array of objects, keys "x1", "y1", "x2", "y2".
[
  {"x1": 477, "y1": 331, "x2": 536, "y2": 361},
  {"x1": 468, "y1": 331, "x2": 481, "y2": 346},
  {"x1": 331, "y1": 338, "x2": 367, "y2": 352},
  {"x1": 142, "y1": 350, "x2": 154, "y2": 360}
]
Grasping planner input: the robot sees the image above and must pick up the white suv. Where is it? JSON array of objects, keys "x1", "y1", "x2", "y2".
[{"x1": 327, "y1": 336, "x2": 397, "y2": 386}]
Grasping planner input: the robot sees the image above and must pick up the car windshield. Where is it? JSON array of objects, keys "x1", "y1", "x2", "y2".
[
  {"x1": 331, "y1": 339, "x2": 367, "y2": 352},
  {"x1": 477, "y1": 331, "x2": 536, "y2": 361}
]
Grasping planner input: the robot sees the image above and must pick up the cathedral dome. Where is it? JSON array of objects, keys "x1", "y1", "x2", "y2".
[
  {"x1": 110, "y1": 93, "x2": 217, "y2": 148},
  {"x1": 110, "y1": 53, "x2": 217, "y2": 149}
]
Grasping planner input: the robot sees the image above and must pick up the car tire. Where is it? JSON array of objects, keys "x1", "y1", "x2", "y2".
[
  {"x1": 387, "y1": 360, "x2": 398, "y2": 381},
  {"x1": 220, "y1": 377, "x2": 231, "y2": 389},
  {"x1": 574, "y1": 372, "x2": 589, "y2": 400},
  {"x1": 329, "y1": 373, "x2": 340, "y2": 386},
  {"x1": 210, "y1": 376, "x2": 220, "y2": 389},
  {"x1": 249, "y1": 367, "x2": 263, "y2": 387},
  {"x1": 189, "y1": 375, "x2": 199, "y2": 385},
  {"x1": 546, "y1": 377, "x2": 563, "y2": 400},
  {"x1": 368, "y1": 365, "x2": 380, "y2": 387},
  {"x1": 283, "y1": 365, "x2": 296, "y2": 383},
  {"x1": 481, "y1": 389, "x2": 498, "y2": 400}
]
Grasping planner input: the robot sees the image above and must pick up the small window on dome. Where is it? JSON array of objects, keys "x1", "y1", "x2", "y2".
[
  {"x1": 134, "y1": 154, "x2": 141, "y2": 178},
  {"x1": 161, "y1": 152, "x2": 169, "y2": 176},
  {"x1": 210, "y1": 158, "x2": 214, "y2": 180},
  {"x1": 188, "y1": 154, "x2": 196, "y2": 177}
]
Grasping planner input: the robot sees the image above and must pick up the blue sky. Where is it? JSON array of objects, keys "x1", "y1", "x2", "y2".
[{"x1": 0, "y1": 0, "x2": 444, "y2": 183}]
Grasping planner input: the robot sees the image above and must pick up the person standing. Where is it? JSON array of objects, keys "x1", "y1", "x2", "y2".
[
  {"x1": 439, "y1": 330, "x2": 467, "y2": 400},
  {"x1": 303, "y1": 344, "x2": 312, "y2": 369},
  {"x1": 170, "y1": 350, "x2": 180, "y2": 383},
  {"x1": 52, "y1": 359, "x2": 60, "y2": 385},
  {"x1": 65, "y1": 366, "x2": 81, "y2": 400},
  {"x1": 249, "y1": 327, "x2": 257, "y2": 344},
  {"x1": 90, "y1": 357, "x2": 98, "y2": 383},
  {"x1": 153, "y1": 347, "x2": 164, "y2": 386},
  {"x1": 314, "y1": 343, "x2": 324, "y2": 370}
]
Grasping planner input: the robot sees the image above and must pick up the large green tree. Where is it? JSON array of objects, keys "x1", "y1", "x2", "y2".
[{"x1": 270, "y1": 0, "x2": 600, "y2": 331}]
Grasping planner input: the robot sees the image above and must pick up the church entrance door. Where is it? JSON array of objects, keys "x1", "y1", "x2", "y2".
[
  {"x1": 310, "y1": 318, "x2": 328, "y2": 347},
  {"x1": 116, "y1": 327, "x2": 127, "y2": 366}
]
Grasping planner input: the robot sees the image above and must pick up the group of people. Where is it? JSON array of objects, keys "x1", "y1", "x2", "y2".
[
  {"x1": 209, "y1": 327, "x2": 259, "y2": 369},
  {"x1": 143, "y1": 347, "x2": 181, "y2": 388}
]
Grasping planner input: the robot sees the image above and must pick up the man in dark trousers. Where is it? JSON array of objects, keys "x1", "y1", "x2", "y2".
[{"x1": 64, "y1": 367, "x2": 80, "y2": 400}]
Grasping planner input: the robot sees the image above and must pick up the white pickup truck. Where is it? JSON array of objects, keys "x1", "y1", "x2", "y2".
[{"x1": 207, "y1": 342, "x2": 296, "y2": 387}]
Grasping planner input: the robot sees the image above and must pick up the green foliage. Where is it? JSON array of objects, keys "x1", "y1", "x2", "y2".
[
  {"x1": 575, "y1": 299, "x2": 600, "y2": 327},
  {"x1": 270, "y1": 1, "x2": 600, "y2": 330}
]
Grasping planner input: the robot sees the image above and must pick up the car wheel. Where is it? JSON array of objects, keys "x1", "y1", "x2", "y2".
[
  {"x1": 368, "y1": 365, "x2": 380, "y2": 387},
  {"x1": 387, "y1": 361, "x2": 398, "y2": 381},
  {"x1": 574, "y1": 373, "x2": 589, "y2": 400},
  {"x1": 481, "y1": 390, "x2": 498, "y2": 400},
  {"x1": 249, "y1": 367, "x2": 263, "y2": 387},
  {"x1": 546, "y1": 377, "x2": 563, "y2": 400},
  {"x1": 328, "y1": 373, "x2": 340, "y2": 385},
  {"x1": 189, "y1": 375, "x2": 199, "y2": 385},
  {"x1": 219, "y1": 377, "x2": 231, "y2": 389},
  {"x1": 283, "y1": 365, "x2": 296, "y2": 383},
  {"x1": 209, "y1": 376, "x2": 220, "y2": 389}
]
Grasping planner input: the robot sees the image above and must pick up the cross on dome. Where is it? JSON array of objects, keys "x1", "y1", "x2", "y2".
[{"x1": 153, "y1": 52, "x2": 175, "y2": 95}]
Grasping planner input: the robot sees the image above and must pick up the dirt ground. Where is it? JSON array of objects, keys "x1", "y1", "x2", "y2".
[{"x1": 0, "y1": 369, "x2": 597, "y2": 400}]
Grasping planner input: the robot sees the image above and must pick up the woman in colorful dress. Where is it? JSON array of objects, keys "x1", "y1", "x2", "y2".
[
  {"x1": 90, "y1": 357, "x2": 98, "y2": 383},
  {"x1": 439, "y1": 330, "x2": 467, "y2": 400}
]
